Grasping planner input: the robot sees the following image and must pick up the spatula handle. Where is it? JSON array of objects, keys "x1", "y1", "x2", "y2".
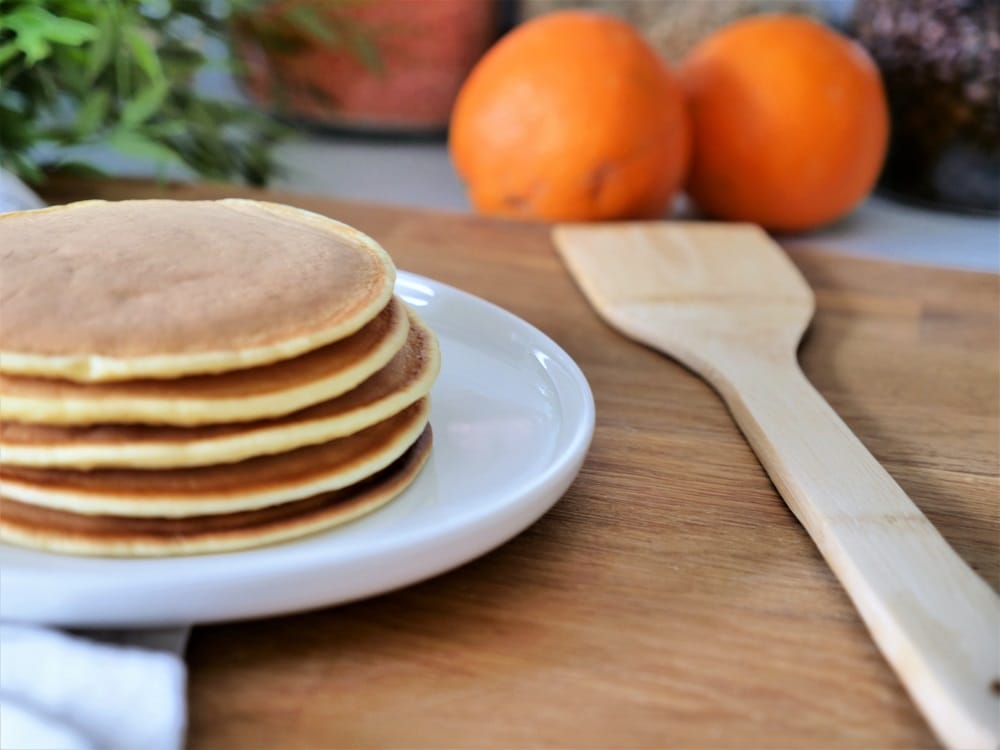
[{"x1": 711, "y1": 352, "x2": 999, "y2": 750}]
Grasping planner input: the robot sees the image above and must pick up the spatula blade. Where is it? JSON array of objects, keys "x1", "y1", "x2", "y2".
[
  {"x1": 554, "y1": 222, "x2": 813, "y2": 306},
  {"x1": 552, "y1": 222, "x2": 816, "y2": 369}
]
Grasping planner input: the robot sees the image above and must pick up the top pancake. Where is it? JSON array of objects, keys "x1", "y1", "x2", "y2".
[{"x1": 0, "y1": 199, "x2": 395, "y2": 382}]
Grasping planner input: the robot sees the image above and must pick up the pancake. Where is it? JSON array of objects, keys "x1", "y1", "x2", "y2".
[
  {"x1": 0, "y1": 428, "x2": 432, "y2": 557},
  {"x1": 0, "y1": 399, "x2": 429, "y2": 517},
  {"x1": 0, "y1": 297, "x2": 410, "y2": 426},
  {"x1": 0, "y1": 315, "x2": 440, "y2": 469},
  {"x1": 0, "y1": 199, "x2": 396, "y2": 382}
]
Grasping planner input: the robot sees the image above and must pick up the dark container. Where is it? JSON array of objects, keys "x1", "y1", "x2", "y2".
[{"x1": 853, "y1": 0, "x2": 999, "y2": 214}]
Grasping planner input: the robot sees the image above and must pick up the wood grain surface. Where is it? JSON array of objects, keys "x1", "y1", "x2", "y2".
[
  {"x1": 553, "y1": 222, "x2": 999, "y2": 749},
  {"x1": 41, "y1": 178, "x2": 999, "y2": 749}
]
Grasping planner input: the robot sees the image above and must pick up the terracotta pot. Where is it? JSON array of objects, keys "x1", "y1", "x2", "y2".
[{"x1": 234, "y1": 0, "x2": 497, "y2": 133}]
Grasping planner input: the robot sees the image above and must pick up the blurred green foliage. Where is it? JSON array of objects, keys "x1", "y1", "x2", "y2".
[{"x1": 0, "y1": 0, "x2": 291, "y2": 185}]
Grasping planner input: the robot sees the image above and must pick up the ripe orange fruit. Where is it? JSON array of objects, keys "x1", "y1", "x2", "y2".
[
  {"x1": 449, "y1": 11, "x2": 690, "y2": 221},
  {"x1": 681, "y1": 14, "x2": 889, "y2": 232}
]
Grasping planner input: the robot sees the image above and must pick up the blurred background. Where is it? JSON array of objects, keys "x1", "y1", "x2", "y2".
[{"x1": 1, "y1": 0, "x2": 997, "y2": 266}]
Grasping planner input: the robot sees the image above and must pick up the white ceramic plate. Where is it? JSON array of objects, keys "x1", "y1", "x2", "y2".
[{"x1": 0, "y1": 272, "x2": 595, "y2": 627}]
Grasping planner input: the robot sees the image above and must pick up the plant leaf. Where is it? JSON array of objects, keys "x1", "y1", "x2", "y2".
[
  {"x1": 74, "y1": 88, "x2": 109, "y2": 135},
  {"x1": 5, "y1": 150, "x2": 44, "y2": 184},
  {"x1": 125, "y1": 27, "x2": 163, "y2": 82},
  {"x1": 107, "y1": 129, "x2": 181, "y2": 165},
  {"x1": 144, "y1": 120, "x2": 188, "y2": 138},
  {"x1": 121, "y1": 79, "x2": 168, "y2": 127},
  {"x1": 84, "y1": 7, "x2": 117, "y2": 85},
  {"x1": 0, "y1": 41, "x2": 21, "y2": 66},
  {"x1": 37, "y1": 15, "x2": 97, "y2": 46},
  {"x1": 1, "y1": 7, "x2": 97, "y2": 65},
  {"x1": 285, "y1": 5, "x2": 337, "y2": 45},
  {"x1": 7, "y1": 29, "x2": 51, "y2": 66},
  {"x1": 51, "y1": 160, "x2": 107, "y2": 178}
]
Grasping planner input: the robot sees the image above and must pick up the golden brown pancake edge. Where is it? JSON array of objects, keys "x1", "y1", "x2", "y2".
[
  {"x1": 0, "y1": 399, "x2": 430, "y2": 517},
  {"x1": 0, "y1": 428, "x2": 432, "y2": 557},
  {"x1": 0, "y1": 311, "x2": 440, "y2": 468}
]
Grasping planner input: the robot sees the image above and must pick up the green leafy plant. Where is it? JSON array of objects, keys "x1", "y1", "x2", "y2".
[{"x1": 0, "y1": 0, "x2": 294, "y2": 185}]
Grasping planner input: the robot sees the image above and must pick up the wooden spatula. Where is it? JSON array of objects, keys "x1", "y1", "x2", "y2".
[{"x1": 553, "y1": 222, "x2": 999, "y2": 750}]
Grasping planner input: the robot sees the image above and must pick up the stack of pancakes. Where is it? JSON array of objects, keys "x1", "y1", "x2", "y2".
[{"x1": 0, "y1": 199, "x2": 439, "y2": 556}]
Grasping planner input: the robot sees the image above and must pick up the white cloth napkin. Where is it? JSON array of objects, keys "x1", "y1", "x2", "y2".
[
  {"x1": 0, "y1": 625, "x2": 189, "y2": 750},
  {"x1": 0, "y1": 171, "x2": 190, "y2": 750}
]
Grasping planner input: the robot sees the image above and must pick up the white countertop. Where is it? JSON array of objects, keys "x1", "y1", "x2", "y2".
[{"x1": 271, "y1": 135, "x2": 999, "y2": 273}]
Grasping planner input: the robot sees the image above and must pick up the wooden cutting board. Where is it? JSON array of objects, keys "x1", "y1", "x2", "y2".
[{"x1": 40, "y1": 178, "x2": 999, "y2": 749}]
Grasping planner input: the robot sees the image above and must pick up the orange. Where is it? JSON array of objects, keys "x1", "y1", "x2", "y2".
[
  {"x1": 449, "y1": 11, "x2": 690, "y2": 222},
  {"x1": 681, "y1": 14, "x2": 889, "y2": 232}
]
